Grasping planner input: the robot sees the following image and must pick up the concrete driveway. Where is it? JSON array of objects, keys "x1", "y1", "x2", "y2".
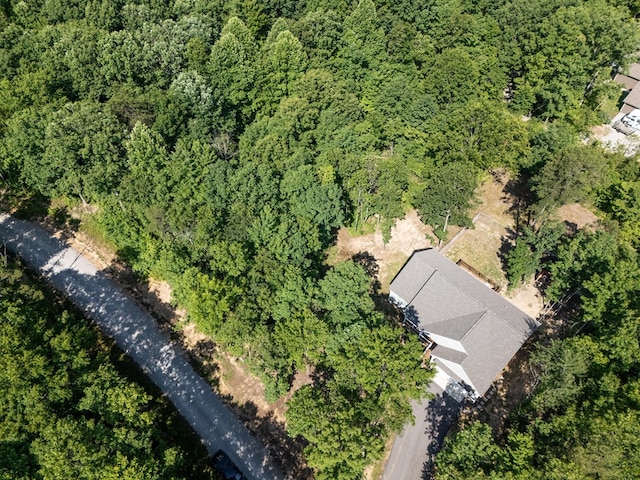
[
  {"x1": 382, "y1": 383, "x2": 462, "y2": 480},
  {"x1": 0, "y1": 214, "x2": 283, "y2": 480}
]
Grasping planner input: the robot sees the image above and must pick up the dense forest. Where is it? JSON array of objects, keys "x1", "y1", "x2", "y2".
[
  {"x1": 1, "y1": 0, "x2": 640, "y2": 478},
  {"x1": 0, "y1": 256, "x2": 214, "y2": 479}
]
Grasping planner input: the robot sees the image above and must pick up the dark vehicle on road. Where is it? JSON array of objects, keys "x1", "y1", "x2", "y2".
[{"x1": 210, "y1": 450, "x2": 247, "y2": 480}]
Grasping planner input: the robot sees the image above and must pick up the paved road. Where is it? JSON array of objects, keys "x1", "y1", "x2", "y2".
[
  {"x1": 382, "y1": 383, "x2": 462, "y2": 480},
  {"x1": 0, "y1": 214, "x2": 284, "y2": 480}
]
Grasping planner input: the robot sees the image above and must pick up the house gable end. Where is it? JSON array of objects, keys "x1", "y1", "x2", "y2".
[{"x1": 426, "y1": 311, "x2": 486, "y2": 341}]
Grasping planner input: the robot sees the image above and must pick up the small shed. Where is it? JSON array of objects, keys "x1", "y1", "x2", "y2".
[
  {"x1": 615, "y1": 63, "x2": 640, "y2": 114},
  {"x1": 622, "y1": 87, "x2": 640, "y2": 115}
]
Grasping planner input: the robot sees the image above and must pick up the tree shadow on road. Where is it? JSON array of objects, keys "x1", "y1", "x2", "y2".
[
  {"x1": 7, "y1": 192, "x2": 83, "y2": 242},
  {"x1": 237, "y1": 401, "x2": 313, "y2": 480},
  {"x1": 421, "y1": 391, "x2": 463, "y2": 480},
  {"x1": 100, "y1": 256, "x2": 223, "y2": 390},
  {"x1": 4, "y1": 191, "x2": 50, "y2": 220}
]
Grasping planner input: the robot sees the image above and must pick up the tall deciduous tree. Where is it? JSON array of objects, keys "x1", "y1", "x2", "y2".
[
  {"x1": 318, "y1": 261, "x2": 376, "y2": 329},
  {"x1": 532, "y1": 144, "x2": 618, "y2": 210},
  {"x1": 119, "y1": 121, "x2": 168, "y2": 221},
  {"x1": 209, "y1": 17, "x2": 256, "y2": 129},
  {"x1": 174, "y1": 268, "x2": 241, "y2": 336},
  {"x1": 414, "y1": 161, "x2": 479, "y2": 237},
  {"x1": 9, "y1": 101, "x2": 126, "y2": 202},
  {"x1": 254, "y1": 29, "x2": 307, "y2": 116},
  {"x1": 428, "y1": 101, "x2": 531, "y2": 170}
]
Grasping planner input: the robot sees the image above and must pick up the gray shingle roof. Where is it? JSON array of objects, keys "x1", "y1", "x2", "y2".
[
  {"x1": 390, "y1": 249, "x2": 538, "y2": 397},
  {"x1": 628, "y1": 63, "x2": 640, "y2": 80},
  {"x1": 427, "y1": 311, "x2": 486, "y2": 341},
  {"x1": 624, "y1": 86, "x2": 640, "y2": 110},
  {"x1": 389, "y1": 257, "x2": 436, "y2": 306},
  {"x1": 431, "y1": 344, "x2": 468, "y2": 365}
]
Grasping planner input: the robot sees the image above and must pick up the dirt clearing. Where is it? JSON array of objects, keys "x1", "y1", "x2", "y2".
[
  {"x1": 329, "y1": 210, "x2": 438, "y2": 291},
  {"x1": 555, "y1": 203, "x2": 598, "y2": 230},
  {"x1": 333, "y1": 172, "x2": 545, "y2": 318}
]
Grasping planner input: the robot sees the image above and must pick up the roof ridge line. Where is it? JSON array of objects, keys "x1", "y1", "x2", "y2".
[
  {"x1": 434, "y1": 254, "x2": 535, "y2": 327},
  {"x1": 405, "y1": 258, "x2": 437, "y2": 306},
  {"x1": 432, "y1": 269, "x2": 485, "y2": 310},
  {"x1": 460, "y1": 310, "x2": 489, "y2": 341}
]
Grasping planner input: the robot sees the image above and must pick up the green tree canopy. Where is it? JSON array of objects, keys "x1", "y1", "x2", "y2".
[{"x1": 414, "y1": 161, "x2": 480, "y2": 236}]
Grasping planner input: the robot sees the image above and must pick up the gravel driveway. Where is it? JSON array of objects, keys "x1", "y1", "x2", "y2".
[{"x1": 0, "y1": 214, "x2": 284, "y2": 480}]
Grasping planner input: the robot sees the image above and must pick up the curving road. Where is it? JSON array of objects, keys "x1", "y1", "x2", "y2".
[{"x1": 0, "y1": 213, "x2": 284, "y2": 480}]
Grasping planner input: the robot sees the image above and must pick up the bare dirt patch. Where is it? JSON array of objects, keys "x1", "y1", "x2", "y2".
[
  {"x1": 440, "y1": 172, "x2": 544, "y2": 318},
  {"x1": 555, "y1": 203, "x2": 598, "y2": 230},
  {"x1": 475, "y1": 172, "x2": 518, "y2": 227},
  {"x1": 217, "y1": 355, "x2": 283, "y2": 421},
  {"x1": 506, "y1": 279, "x2": 544, "y2": 319},
  {"x1": 330, "y1": 211, "x2": 437, "y2": 291},
  {"x1": 332, "y1": 172, "x2": 545, "y2": 316}
]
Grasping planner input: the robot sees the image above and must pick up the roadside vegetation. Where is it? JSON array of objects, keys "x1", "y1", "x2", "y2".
[
  {"x1": 1, "y1": 0, "x2": 639, "y2": 478},
  {"x1": 0, "y1": 255, "x2": 214, "y2": 479}
]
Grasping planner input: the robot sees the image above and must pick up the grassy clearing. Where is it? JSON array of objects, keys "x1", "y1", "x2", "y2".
[
  {"x1": 347, "y1": 217, "x2": 378, "y2": 236},
  {"x1": 324, "y1": 243, "x2": 345, "y2": 267},
  {"x1": 379, "y1": 253, "x2": 409, "y2": 293},
  {"x1": 78, "y1": 212, "x2": 119, "y2": 255},
  {"x1": 444, "y1": 217, "x2": 508, "y2": 288}
]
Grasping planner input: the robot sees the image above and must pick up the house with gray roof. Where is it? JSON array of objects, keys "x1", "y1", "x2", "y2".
[
  {"x1": 614, "y1": 63, "x2": 640, "y2": 91},
  {"x1": 615, "y1": 63, "x2": 640, "y2": 114},
  {"x1": 390, "y1": 249, "x2": 539, "y2": 400}
]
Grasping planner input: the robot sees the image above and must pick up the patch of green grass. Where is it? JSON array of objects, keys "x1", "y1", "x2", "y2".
[
  {"x1": 379, "y1": 254, "x2": 409, "y2": 293},
  {"x1": 444, "y1": 225, "x2": 507, "y2": 287},
  {"x1": 79, "y1": 213, "x2": 119, "y2": 252},
  {"x1": 600, "y1": 94, "x2": 622, "y2": 121},
  {"x1": 347, "y1": 223, "x2": 376, "y2": 236},
  {"x1": 324, "y1": 244, "x2": 343, "y2": 266},
  {"x1": 347, "y1": 217, "x2": 377, "y2": 236}
]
